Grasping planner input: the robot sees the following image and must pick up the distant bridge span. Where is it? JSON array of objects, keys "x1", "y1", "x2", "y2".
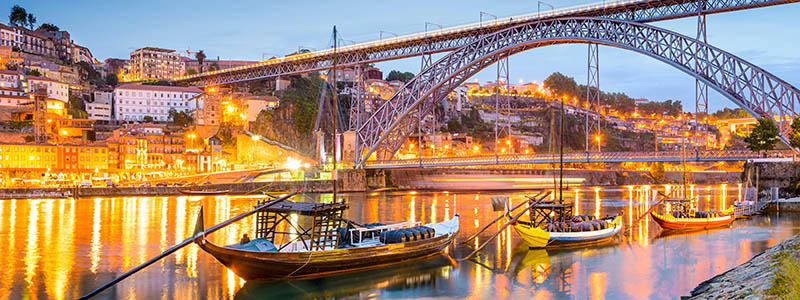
[
  {"x1": 355, "y1": 17, "x2": 800, "y2": 167},
  {"x1": 363, "y1": 150, "x2": 791, "y2": 169},
  {"x1": 173, "y1": 0, "x2": 800, "y2": 87}
]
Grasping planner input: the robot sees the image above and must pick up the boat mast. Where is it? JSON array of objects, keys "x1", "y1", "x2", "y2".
[
  {"x1": 332, "y1": 26, "x2": 339, "y2": 201},
  {"x1": 559, "y1": 96, "x2": 564, "y2": 204}
]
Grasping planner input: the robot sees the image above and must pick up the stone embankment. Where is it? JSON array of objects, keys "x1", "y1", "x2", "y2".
[{"x1": 687, "y1": 234, "x2": 800, "y2": 299}]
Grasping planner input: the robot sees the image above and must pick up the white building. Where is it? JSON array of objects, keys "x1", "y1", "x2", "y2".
[
  {"x1": 27, "y1": 76, "x2": 69, "y2": 102},
  {"x1": 86, "y1": 91, "x2": 113, "y2": 120},
  {"x1": 0, "y1": 24, "x2": 22, "y2": 48},
  {"x1": 114, "y1": 84, "x2": 202, "y2": 122}
]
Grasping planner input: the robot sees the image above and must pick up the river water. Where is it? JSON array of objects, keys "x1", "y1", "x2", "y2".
[{"x1": 1, "y1": 184, "x2": 798, "y2": 299}]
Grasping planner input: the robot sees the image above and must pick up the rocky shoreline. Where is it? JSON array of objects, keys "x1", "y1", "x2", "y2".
[{"x1": 686, "y1": 234, "x2": 800, "y2": 299}]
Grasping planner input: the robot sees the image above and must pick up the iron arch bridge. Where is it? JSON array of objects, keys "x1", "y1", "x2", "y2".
[{"x1": 355, "y1": 17, "x2": 800, "y2": 167}]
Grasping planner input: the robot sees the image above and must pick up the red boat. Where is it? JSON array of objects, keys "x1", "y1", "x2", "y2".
[{"x1": 650, "y1": 207, "x2": 735, "y2": 230}]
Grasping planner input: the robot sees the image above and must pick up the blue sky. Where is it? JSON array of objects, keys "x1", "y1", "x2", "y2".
[{"x1": 12, "y1": 0, "x2": 800, "y2": 112}]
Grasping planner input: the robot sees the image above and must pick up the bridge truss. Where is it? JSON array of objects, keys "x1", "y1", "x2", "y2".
[
  {"x1": 174, "y1": 0, "x2": 798, "y2": 87},
  {"x1": 354, "y1": 17, "x2": 800, "y2": 167},
  {"x1": 363, "y1": 150, "x2": 790, "y2": 169}
]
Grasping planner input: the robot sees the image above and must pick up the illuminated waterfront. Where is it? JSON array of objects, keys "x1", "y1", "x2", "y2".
[{"x1": 0, "y1": 184, "x2": 797, "y2": 299}]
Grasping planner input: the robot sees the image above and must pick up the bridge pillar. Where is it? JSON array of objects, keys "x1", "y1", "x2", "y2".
[
  {"x1": 586, "y1": 43, "x2": 601, "y2": 152},
  {"x1": 695, "y1": 4, "x2": 710, "y2": 150}
]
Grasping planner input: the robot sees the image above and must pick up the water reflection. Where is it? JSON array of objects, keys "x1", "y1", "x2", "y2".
[{"x1": 0, "y1": 185, "x2": 798, "y2": 299}]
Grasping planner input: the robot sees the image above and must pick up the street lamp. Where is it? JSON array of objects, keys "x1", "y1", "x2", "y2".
[{"x1": 594, "y1": 134, "x2": 601, "y2": 152}]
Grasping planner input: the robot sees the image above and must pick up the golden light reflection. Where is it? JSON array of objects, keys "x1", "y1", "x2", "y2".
[
  {"x1": 594, "y1": 188, "x2": 601, "y2": 219},
  {"x1": 590, "y1": 272, "x2": 607, "y2": 299},
  {"x1": 721, "y1": 184, "x2": 727, "y2": 208},
  {"x1": 574, "y1": 189, "x2": 580, "y2": 215},
  {"x1": 410, "y1": 196, "x2": 416, "y2": 223},
  {"x1": 90, "y1": 198, "x2": 102, "y2": 274}
]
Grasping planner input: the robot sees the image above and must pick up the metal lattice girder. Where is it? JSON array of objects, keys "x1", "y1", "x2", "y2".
[
  {"x1": 362, "y1": 149, "x2": 790, "y2": 169},
  {"x1": 586, "y1": 43, "x2": 601, "y2": 152},
  {"x1": 355, "y1": 17, "x2": 800, "y2": 166},
  {"x1": 174, "y1": 0, "x2": 800, "y2": 87}
]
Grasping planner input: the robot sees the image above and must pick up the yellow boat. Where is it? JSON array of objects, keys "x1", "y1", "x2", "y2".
[{"x1": 513, "y1": 215, "x2": 623, "y2": 249}]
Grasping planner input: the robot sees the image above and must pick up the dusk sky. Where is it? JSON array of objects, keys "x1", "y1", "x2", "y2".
[{"x1": 14, "y1": 0, "x2": 800, "y2": 112}]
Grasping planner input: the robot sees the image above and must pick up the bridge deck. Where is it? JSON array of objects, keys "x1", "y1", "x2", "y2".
[
  {"x1": 363, "y1": 150, "x2": 792, "y2": 169},
  {"x1": 175, "y1": 0, "x2": 800, "y2": 86}
]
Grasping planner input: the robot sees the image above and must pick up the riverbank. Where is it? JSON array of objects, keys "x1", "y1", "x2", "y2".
[{"x1": 687, "y1": 234, "x2": 800, "y2": 299}]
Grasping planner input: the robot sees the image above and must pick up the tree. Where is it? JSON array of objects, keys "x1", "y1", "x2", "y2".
[
  {"x1": 195, "y1": 50, "x2": 206, "y2": 73},
  {"x1": 25, "y1": 69, "x2": 41, "y2": 76},
  {"x1": 790, "y1": 116, "x2": 800, "y2": 149},
  {"x1": 385, "y1": 70, "x2": 414, "y2": 83},
  {"x1": 26, "y1": 14, "x2": 35, "y2": 30},
  {"x1": 168, "y1": 108, "x2": 193, "y2": 127},
  {"x1": 543, "y1": 72, "x2": 578, "y2": 98},
  {"x1": 9, "y1": 5, "x2": 27, "y2": 27},
  {"x1": 105, "y1": 73, "x2": 119, "y2": 87},
  {"x1": 208, "y1": 62, "x2": 220, "y2": 71},
  {"x1": 185, "y1": 68, "x2": 197, "y2": 76},
  {"x1": 37, "y1": 23, "x2": 59, "y2": 31},
  {"x1": 143, "y1": 116, "x2": 154, "y2": 123},
  {"x1": 744, "y1": 118, "x2": 779, "y2": 152}
]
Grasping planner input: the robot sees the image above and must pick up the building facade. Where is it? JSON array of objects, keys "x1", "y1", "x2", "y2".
[
  {"x1": 113, "y1": 84, "x2": 202, "y2": 121},
  {"x1": 125, "y1": 47, "x2": 182, "y2": 81}
]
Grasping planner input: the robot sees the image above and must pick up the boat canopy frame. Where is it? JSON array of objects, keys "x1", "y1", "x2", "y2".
[
  {"x1": 254, "y1": 199, "x2": 349, "y2": 251},
  {"x1": 527, "y1": 201, "x2": 573, "y2": 231}
]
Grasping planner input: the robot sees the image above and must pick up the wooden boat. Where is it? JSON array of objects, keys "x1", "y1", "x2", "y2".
[
  {"x1": 512, "y1": 201, "x2": 622, "y2": 249},
  {"x1": 179, "y1": 189, "x2": 230, "y2": 195},
  {"x1": 650, "y1": 206, "x2": 734, "y2": 230},
  {"x1": 194, "y1": 199, "x2": 459, "y2": 280}
]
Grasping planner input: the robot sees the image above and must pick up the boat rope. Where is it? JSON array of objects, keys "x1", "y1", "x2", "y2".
[{"x1": 286, "y1": 252, "x2": 314, "y2": 278}]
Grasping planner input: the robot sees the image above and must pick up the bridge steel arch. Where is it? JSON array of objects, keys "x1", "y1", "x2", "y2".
[{"x1": 355, "y1": 17, "x2": 800, "y2": 167}]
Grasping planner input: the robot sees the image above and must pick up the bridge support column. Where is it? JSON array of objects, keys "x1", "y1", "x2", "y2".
[
  {"x1": 695, "y1": 4, "x2": 709, "y2": 150},
  {"x1": 586, "y1": 43, "x2": 601, "y2": 152},
  {"x1": 495, "y1": 53, "x2": 511, "y2": 157}
]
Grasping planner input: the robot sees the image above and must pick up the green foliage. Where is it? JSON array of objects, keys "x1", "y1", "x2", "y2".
[
  {"x1": 636, "y1": 99, "x2": 682, "y2": 117},
  {"x1": 215, "y1": 123, "x2": 238, "y2": 147},
  {"x1": 25, "y1": 69, "x2": 41, "y2": 77},
  {"x1": 744, "y1": 118, "x2": 779, "y2": 152},
  {"x1": 168, "y1": 108, "x2": 193, "y2": 127},
  {"x1": 142, "y1": 79, "x2": 173, "y2": 86},
  {"x1": 713, "y1": 107, "x2": 750, "y2": 119},
  {"x1": 185, "y1": 68, "x2": 198, "y2": 76},
  {"x1": 790, "y1": 116, "x2": 800, "y2": 149},
  {"x1": 68, "y1": 108, "x2": 87, "y2": 119},
  {"x1": 195, "y1": 50, "x2": 206, "y2": 73},
  {"x1": 10, "y1": 120, "x2": 32, "y2": 129},
  {"x1": 279, "y1": 75, "x2": 325, "y2": 134},
  {"x1": 76, "y1": 61, "x2": 107, "y2": 87},
  {"x1": 248, "y1": 80, "x2": 271, "y2": 96},
  {"x1": 87, "y1": 130, "x2": 96, "y2": 142},
  {"x1": 768, "y1": 252, "x2": 800, "y2": 299},
  {"x1": 105, "y1": 73, "x2": 118, "y2": 87},
  {"x1": 9, "y1": 5, "x2": 28, "y2": 27},
  {"x1": 37, "y1": 23, "x2": 59, "y2": 31},
  {"x1": 385, "y1": 70, "x2": 415, "y2": 83},
  {"x1": 143, "y1": 116, "x2": 154, "y2": 123},
  {"x1": 208, "y1": 62, "x2": 220, "y2": 71},
  {"x1": 543, "y1": 72, "x2": 578, "y2": 98},
  {"x1": 26, "y1": 14, "x2": 35, "y2": 30},
  {"x1": 68, "y1": 94, "x2": 85, "y2": 111},
  {"x1": 23, "y1": 136, "x2": 34, "y2": 143}
]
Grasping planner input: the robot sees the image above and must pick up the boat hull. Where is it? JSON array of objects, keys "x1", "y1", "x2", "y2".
[
  {"x1": 513, "y1": 216, "x2": 622, "y2": 249},
  {"x1": 196, "y1": 225, "x2": 458, "y2": 280},
  {"x1": 650, "y1": 211, "x2": 733, "y2": 230}
]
